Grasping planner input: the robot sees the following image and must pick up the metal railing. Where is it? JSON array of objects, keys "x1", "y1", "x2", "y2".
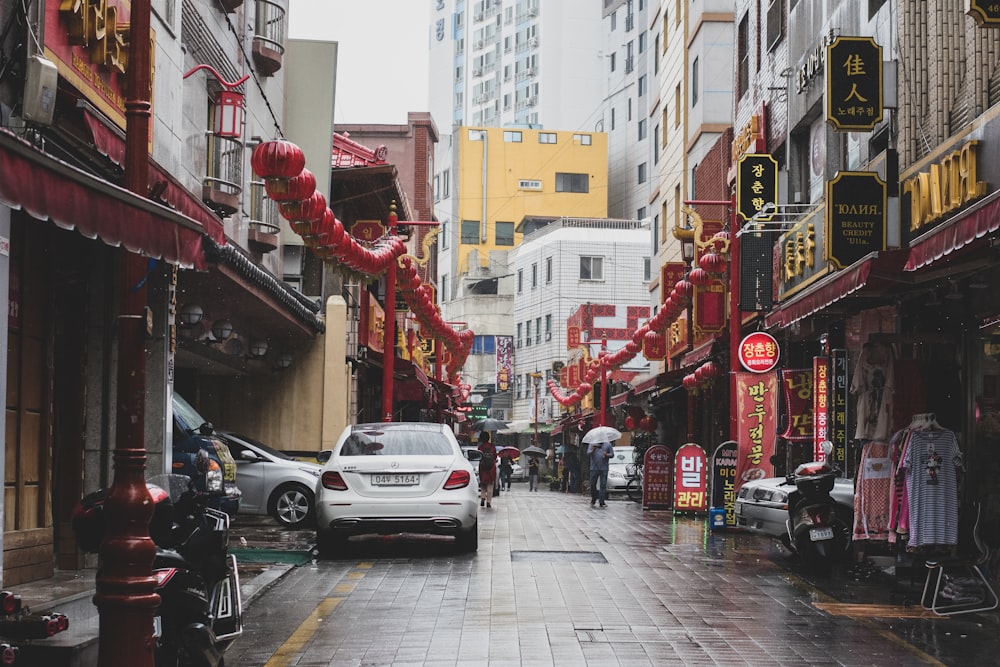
[
  {"x1": 248, "y1": 180, "x2": 280, "y2": 235},
  {"x1": 254, "y1": 0, "x2": 286, "y2": 55},
  {"x1": 205, "y1": 134, "x2": 243, "y2": 199}
]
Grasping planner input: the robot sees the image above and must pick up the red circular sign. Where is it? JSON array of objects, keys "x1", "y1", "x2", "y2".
[{"x1": 738, "y1": 331, "x2": 780, "y2": 373}]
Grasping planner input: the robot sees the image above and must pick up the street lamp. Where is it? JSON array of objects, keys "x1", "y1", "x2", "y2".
[{"x1": 529, "y1": 371, "x2": 543, "y2": 449}]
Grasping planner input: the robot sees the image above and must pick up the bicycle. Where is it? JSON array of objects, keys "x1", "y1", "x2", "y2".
[{"x1": 625, "y1": 462, "x2": 643, "y2": 502}]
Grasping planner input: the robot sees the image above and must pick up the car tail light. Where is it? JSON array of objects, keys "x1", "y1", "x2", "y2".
[
  {"x1": 443, "y1": 469, "x2": 471, "y2": 490},
  {"x1": 0, "y1": 643, "x2": 17, "y2": 664},
  {"x1": 0, "y1": 592, "x2": 21, "y2": 615},
  {"x1": 321, "y1": 471, "x2": 348, "y2": 491},
  {"x1": 153, "y1": 568, "x2": 179, "y2": 588}
]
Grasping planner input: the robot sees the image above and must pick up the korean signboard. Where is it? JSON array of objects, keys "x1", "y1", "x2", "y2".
[
  {"x1": 496, "y1": 336, "x2": 513, "y2": 392},
  {"x1": 351, "y1": 220, "x2": 386, "y2": 242},
  {"x1": 737, "y1": 154, "x2": 778, "y2": 222},
  {"x1": 780, "y1": 369, "x2": 814, "y2": 442},
  {"x1": 826, "y1": 171, "x2": 886, "y2": 269},
  {"x1": 642, "y1": 445, "x2": 674, "y2": 510},
  {"x1": 711, "y1": 441, "x2": 739, "y2": 527},
  {"x1": 813, "y1": 357, "x2": 829, "y2": 461},
  {"x1": 967, "y1": 1, "x2": 1000, "y2": 26},
  {"x1": 830, "y1": 350, "x2": 849, "y2": 467},
  {"x1": 735, "y1": 371, "x2": 778, "y2": 492},
  {"x1": 826, "y1": 36, "x2": 883, "y2": 131},
  {"x1": 738, "y1": 331, "x2": 780, "y2": 373},
  {"x1": 673, "y1": 444, "x2": 708, "y2": 513}
]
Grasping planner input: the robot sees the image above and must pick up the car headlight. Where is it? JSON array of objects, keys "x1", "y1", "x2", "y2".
[
  {"x1": 608, "y1": 470, "x2": 625, "y2": 480},
  {"x1": 205, "y1": 465, "x2": 223, "y2": 493}
]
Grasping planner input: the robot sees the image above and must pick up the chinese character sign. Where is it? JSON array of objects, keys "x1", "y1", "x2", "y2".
[
  {"x1": 496, "y1": 336, "x2": 513, "y2": 392},
  {"x1": 813, "y1": 357, "x2": 829, "y2": 461},
  {"x1": 826, "y1": 36, "x2": 883, "y2": 131},
  {"x1": 735, "y1": 371, "x2": 778, "y2": 492},
  {"x1": 780, "y1": 369, "x2": 814, "y2": 442},
  {"x1": 642, "y1": 445, "x2": 674, "y2": 510},
  {"x1": 673, "y1": 444, "x2": 708, "y2": 512},
  {"x1": 711, "y1": 441, "x2": 739, "y2": 527},
  {"x1": 737, "y1": 154, "x2": 778, "y2": 222}
]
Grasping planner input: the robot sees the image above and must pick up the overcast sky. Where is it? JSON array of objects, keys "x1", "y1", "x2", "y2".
[{"x1": 288, "y1": 0, "x2": 431, "y2": 125}]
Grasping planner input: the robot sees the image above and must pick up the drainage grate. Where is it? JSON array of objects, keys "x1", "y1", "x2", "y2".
[{"x1": 510, "y1": 550, "x2": 607, "y2": 563}]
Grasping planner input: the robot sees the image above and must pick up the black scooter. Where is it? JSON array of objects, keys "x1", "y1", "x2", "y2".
[
  {"x1": 783, "y1": 445, "x2": 851, "y2": 575},
  {"x1": 73, "y1": 466, "x2": 243, "y2": 666}
]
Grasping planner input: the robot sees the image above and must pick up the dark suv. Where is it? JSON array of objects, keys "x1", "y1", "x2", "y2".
[{"x1": 171, "y1": 393, "x2": 241, "y2": 514}]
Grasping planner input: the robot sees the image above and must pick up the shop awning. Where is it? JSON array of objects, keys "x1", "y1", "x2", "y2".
[
  {"x1": 610, "y1": 390, "x2": 632, "y2": 407},
  {"x1": 764, "y1": 250, "x2": 908, "y2": 329},
  {"x1": 632, "y1": 373, "x2": 663, "y2": 395},
  {"x1": 0, "y1": 128, "x2": 220, "y2": 270},
  {"x1": 905, "y1": 190, "x2": 1000, "y2": 271},
  {"x1": 681, "y1": 339, "x2": 718, "y2": 368}
]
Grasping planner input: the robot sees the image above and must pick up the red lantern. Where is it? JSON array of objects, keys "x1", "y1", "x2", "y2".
[
  {"x1": 695, "y1": 364, "x2": 708, "y2": 383},
  {"x1": 674, "y1": 279, "x2": 694, "y2": 299},
  {"x1": 688, "y1": 267, "x2": 711, "y2": 287},
  {"x1": 702, "y1": 360, "x2": 720, "y2": 379},
  {"x1": 711, "y1": 230, "x2": 730, "y2": 254},
  {"x1": 251, "y1": 140, "x2": 305, "y2": 179},
  {"x1": 624, "y1": 415, "x2": 636, "y2": 431},
  {"x1": 279, "y1": 191, "x2": 326, "y2": 223},
  {"x1": 682, "y1": 374, "x2": 698, "y2": 390},
  {"x1": 265, "y1": 168, "x2": 316, "y2": 202},
  {"x1": 699, "y1": 251, "x2": 727, "y2": 274}
]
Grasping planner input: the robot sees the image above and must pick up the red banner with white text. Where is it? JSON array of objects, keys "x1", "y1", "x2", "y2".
[{"x1": 735, "y1": 371, "x2": 778, "y2": 492}]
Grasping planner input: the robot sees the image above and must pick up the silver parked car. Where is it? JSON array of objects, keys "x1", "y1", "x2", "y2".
[
  {"x1": 735, "y1": 475, "x2": 854, "y2": 542},
  {"x1": 315, "y1": 422, "x2": 480, "y2": 555},
  {"x1": 218, "y1": 432, "x2": 322, "y2": 529},
  {"x1": 606, "y1": 445, "x2": 637, "y2": 494}
]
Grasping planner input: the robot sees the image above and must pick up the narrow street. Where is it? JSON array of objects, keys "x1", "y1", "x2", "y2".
[{"x1": 226, "y1": 486, "x2": 997, "y2": 666}]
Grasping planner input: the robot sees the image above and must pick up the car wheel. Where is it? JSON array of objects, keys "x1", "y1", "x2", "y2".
[
  {"x1": 455, "y1": 521, "x2": 478, "y2": 553},
  {"x1": 268, "y1": 483, "x2": 315, "y2": 529}
]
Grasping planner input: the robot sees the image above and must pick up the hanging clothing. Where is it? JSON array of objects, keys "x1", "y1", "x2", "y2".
[
  {"x1": 887, "y1": 428, "x2": 911, "y2": 544},
  {"x1": 851, "y1": 342, "x2": 895, "y2": 441},
  {"x1": 903, "y1": 428, "x2": 963, "y2": 549},
  {"x1": 853, "y1": 440, "x2": 892, "y2": 542}
]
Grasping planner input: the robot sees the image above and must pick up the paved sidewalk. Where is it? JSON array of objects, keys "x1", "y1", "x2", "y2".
[{"x1": 226, "y1": 485, "x2": 1000, "y2": 666}]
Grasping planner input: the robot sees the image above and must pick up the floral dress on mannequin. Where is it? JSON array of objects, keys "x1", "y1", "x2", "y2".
[{"x1": 851, "y1": 342, "x2": 895, "y2": 441}]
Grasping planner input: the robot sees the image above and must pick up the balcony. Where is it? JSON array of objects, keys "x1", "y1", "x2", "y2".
[
  {"x1": 247, "y1": 181, "x2": 280, "y2": 253},
  {"x1": 218, "y1": 0, "x2": 243, "y2": 11},
  {"x1": 252, "y1": 0, "x2": 286, "y2": 76},
  {"x1": 203, "y1": 134, "x2": 243, "y2": 216}
]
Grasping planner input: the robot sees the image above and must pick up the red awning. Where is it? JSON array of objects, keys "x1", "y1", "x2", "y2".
[
  {"x1": 0, "y1": 129, "x2": 220, "y2": 270},
  {"x1": 610, "y1": 390, "x2": 632, "y2": 407},
  {"x1": 905, "y1": 190, "x2": 1000, "y2": 271},
  {"x1": 632, "y1": 373, "x2": 662, "y2": 395},
  {"x1": 681, "y1": 339, "x2": 718, "y2": 368},
  {"x1": 764, "y1": 250, "x2": 908, "y2": 329}
]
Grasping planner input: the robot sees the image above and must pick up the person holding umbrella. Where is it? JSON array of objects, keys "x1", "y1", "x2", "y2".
[{"x1": 477, "y1": 431, "x2": 498, "y2": 508}]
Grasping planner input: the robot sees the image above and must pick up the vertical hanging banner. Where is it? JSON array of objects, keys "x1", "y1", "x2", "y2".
[
  {"x1": 661, "y1": 262, "x2": 687, "y2": 303},
  {"x1": 737, "y1": 154, "x2": 779, "y2": 222},
  {"x1": 826, "y1": 36, "x2": 883, "y2": 131},
  {"x1": 813, "y1": 357, "x2": 830, "y2": 460},
  {"x1": 694, "y1": 278, "x2": 727, "y2": 334},
  {"x1": 780, "y1": 369, "x2": 814, "y2": 442},
  {"x1": 673, "y1": 444, "x2": 708, "y2": 513},
  {"x1": 496, "y1": 336, "x2": 513, "y2": 392},
  {"x1": 567, "y1": 325, "x2": 581, "y2": 349},
  {"x1": 830, "y1": 349, "x2": 849, "y2": 468},
  {"x1": 735, "y1": 371, "x2": 778, "y2": 491},
  {"x1": 711, "y1": 441, "x2": 739, "y2": 527},
  {"x1": 642, "y1": 445, "x2": 674, "y2": 510}
]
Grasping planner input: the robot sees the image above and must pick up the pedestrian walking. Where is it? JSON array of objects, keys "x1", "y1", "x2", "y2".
[
  {"x1": 499, "y1": 456, "x2": 513, "y2": 491},
  {"x1": 588, "y1": 440, "x2": 614, "y2": 507},
  {"x1": 478, "y1": 432, "x2": 497, "y2": 508},
  {"x1": 528, "y1": 457, "x2": 539, "y2": 491},
  {"x1": 564, "y1": 445, "x2": 580, "y2": 493}
]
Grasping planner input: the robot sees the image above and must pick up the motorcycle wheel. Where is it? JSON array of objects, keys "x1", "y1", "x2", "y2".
[{"x1": 797, "y1": 535, "x2": 833, "y2": 577}]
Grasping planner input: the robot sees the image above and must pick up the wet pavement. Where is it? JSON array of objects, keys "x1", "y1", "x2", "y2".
[{"x1": 223, "y1": 485, "x2": 1000, "y2": 666}]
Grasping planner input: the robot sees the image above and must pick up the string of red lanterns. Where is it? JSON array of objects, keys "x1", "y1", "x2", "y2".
[{"x1": 250, "y1": 139, "x2": 475, "y2": 379}]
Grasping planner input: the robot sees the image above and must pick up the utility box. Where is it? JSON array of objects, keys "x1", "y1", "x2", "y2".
[{"x1": 22, "y1": 56, "x2": 58, "y2": 125}]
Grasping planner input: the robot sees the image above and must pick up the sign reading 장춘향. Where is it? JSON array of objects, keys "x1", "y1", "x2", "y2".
[
  {"x1": 737, "y1": 154, "x2": 778, "y2": 222},
  {"x1": 825, "y1": 171, "x2": 886, "y2": 269}
]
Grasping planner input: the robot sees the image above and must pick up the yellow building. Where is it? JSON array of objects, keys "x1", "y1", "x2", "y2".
[{"x1": 450, "y1": 126, "x2": 609, "y2": 276}]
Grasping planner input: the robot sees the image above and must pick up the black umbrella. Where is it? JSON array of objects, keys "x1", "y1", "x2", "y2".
[{"x1": 472, "y1": 417, "x2": 509, "y2": 432}]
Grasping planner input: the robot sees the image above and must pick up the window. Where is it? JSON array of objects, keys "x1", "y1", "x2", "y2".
[
  {"x1": 637, "y1": 206, "x2": 646, "y2": 220},
  {"x1": 516, "y1": 374, "x2": 522, "y2": 398},
  {"x1": 468, "y1": 128, "x2": 485, "y2": 140},
  {"x1": 496, "y1": 221, "x2": 514, "y2": 246},
  {"x1": 545, "y1": 314, "x2": 552, "y2": 340},
  {"x1": 692, "y1": 57, "x2": 699, "y2": 106},
  {"x1": 504, "y1": 130, "x2": 522, "y2": 142},
  {"x1": 535, "y1": 317, "x2": 542, "y2": 344},
  {"x1": 517, "y1": 269, "x2": 523, "y2": 293},
  {"x1": 653, "y1": 213, "x2": 659, "y2": 249},
  {"x1": 517, "y1": 322, "x2": 523, "y2": 348},
  {"x1": 442, "y1": 169, "x2": 450, "y2": 197},
  {"x1": 525, "y1": 320, "x2": 532, "y2": 346},
  {"x1": 461, "y1": 219, "x2": 481, "y2": 243},
  {"x1": 626, "y1": 41, "x2": 634, "y2": 73},
  {"x1": 638, "y1": 162, "x2": 647, "y2": 184},
  {"x1": 654, "y1": 125, "x2": 660, "y2": 163},
  {"x1": 610, "y1": 52, "x2": 616, "y2": 73},
  {"x1": 661, "y1": 109, "x2": 668, "y2": 144},
  {"x1": 545, "y1": 256, "x2": 552, "y2": 283},
  {"x1": 531, "y1": 263, "x2": 538, "y2": 288},
  {"x1": 573, "y1": 134, "x2": 593, "y2": 145},
  {"x1": 538, "y1": 132, "x2": 557, "y2": 144},
  {"x1": 611, "y1": 107, "x2": 616, "y2": 131},
  {"x1": 638, "y1": 119, "x2": 647, "y2": 140},
  {"x1": 638, "y1": 31, "x2": 646, "y2": 53},
  {"x1": 767, "y1": 0, "x2": 785, "y2": 51},
  {"x1": 638, "y1": 75, "x2": 647, "y2": 97},
  {"x1": 580, "y1": 256, "x2": 604, "y2": 281},
  {"x1": 555, "y1": 172, "x2": 589, "y2": 193},
  {"x1": 737, "y1": 13, "x2": 749, "y2": 99},
  {"x1": 654, "y1": 34, "x2": 660, "y2": 74},
  {"x1": 643, "y1": 257, "x2": 651, "y2": 282},
  {"x1": 675, "y1": 84, "x2": 681, "y2": 127},
  {"x1": 472, "y1": 335, "x2": 496, "y2": 355}
]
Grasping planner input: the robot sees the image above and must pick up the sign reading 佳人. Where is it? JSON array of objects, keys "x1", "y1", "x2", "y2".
[
  {"x1": 826, "y1": 171, "x2": 886, "y2": 269},
  {"x1": 737, "y1": 154, "x2": 778, "y2": 222},
  {"x1": 826, "y1": 36, "x2": 883, "y2": 131}
]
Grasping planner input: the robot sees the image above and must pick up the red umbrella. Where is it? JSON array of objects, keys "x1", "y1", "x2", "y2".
[{"x1": 496, "y1": 446, "x2": 520, "y2": 459}]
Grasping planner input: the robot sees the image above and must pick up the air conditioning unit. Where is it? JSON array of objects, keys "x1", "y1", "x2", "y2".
[
  {"x1": 526, "y1": 67, "x2": 536, "y2": 76},
  {"x1": 529, "y1": 37, "x2": 539, "y2": 48},
  {"x1": 526, "y1": 96, "x2": 537, "y2": 106},
  {"x1": 545, "y1": 332, "x2": 552, "y2": 341},
  {"x1": 528, "y1": 7, "x2": 538, "y2": 17}
]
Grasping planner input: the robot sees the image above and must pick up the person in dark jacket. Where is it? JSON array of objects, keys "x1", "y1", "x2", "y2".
[{"x1": 477, "y1": 432, "x2": 497, "y2": 508}]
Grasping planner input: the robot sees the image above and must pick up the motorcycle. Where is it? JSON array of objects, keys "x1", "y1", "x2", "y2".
[
  {"x1": 73, "y1": 464, "x2": 243, "y2": 666},
  {"x1": 783, "y1": 443, "x2": 851, "y2": 575}
]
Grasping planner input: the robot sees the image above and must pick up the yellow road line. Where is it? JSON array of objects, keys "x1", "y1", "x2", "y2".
[{"x1": 264, "y1": 597, "x2": 341, "y2": 667}]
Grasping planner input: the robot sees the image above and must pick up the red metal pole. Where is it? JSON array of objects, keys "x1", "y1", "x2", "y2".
[
  {"x1": 728, "y1": 197, "x2": 741, "y2": 442},
  {"x1": 95, "y1": 2, "x2": 158, "y2": 665},
  {"x1": 382, "y1": 205, "x2": 398, "y2": 421},
  {"x1": 600, "y1": 335, "x2": 608, "y2": 427}
]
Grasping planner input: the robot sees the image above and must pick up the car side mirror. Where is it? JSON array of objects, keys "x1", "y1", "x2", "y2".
[
  {"x1": 239, "y1": 450, "x2": 262, "y2": 462},
  {"x1": 316, "y1": 450, "x2": 332, "y2": 464},
  {"x1": 198, "y1": 422, "x2": 214, "y2": 436}
]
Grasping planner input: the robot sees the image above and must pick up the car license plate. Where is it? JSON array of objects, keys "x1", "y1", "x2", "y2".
[
  {"x1": 153, "y1": 615, "x2": 162, "y2": 638},
  {"x1": 809, "y1": 527, "x2": 834, "y2": 541},
  {"x1": 372, "y1": 474, "x2": 419, "y2": 486}
]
